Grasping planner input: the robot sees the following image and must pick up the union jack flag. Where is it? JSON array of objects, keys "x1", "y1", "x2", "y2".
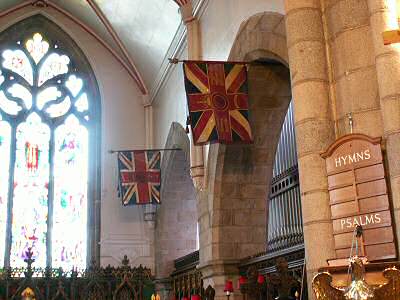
[
  {"x1": 118, "y1": 150, "x2": 161, "y2": 205},
  {"x1": 183, "y1": 61, "x2": 253, "y2": 145}
]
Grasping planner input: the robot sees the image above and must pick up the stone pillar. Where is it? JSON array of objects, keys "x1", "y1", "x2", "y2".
[
  {"x1": 179, "y1": 3, "x2": 230, "y2": 297},
  {"x1": 143, "y1": 95, "x2": 154, "y2": 148},
  {"x1": 368, "y1": 0, "x2": 400, "y2": 252},
  {"x1": 181, "y1": 1, "x2": 206, "y2": 191},
  {"x1": 324, "y1": 0, "x2": 383, "y2": 137},
  {"x1": 155, "y1": 2, "x2": 205, "y2": 297},
  {"x1": 284, "y1": 1, "x2": 336, "y2": 298},
  {"x1": 141, "y1": 95, "x2": 157, "y2": 277}
]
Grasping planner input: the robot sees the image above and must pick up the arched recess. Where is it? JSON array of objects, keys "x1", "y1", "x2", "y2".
[
  {"x1": 200, "y1": 12, "x2": 291, "y2": 268},
  {"x1": 155, "y1": 122, "x2": 197, "y2": 279}
]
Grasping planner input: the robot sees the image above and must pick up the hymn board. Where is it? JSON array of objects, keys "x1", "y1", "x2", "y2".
[{"x1": 321, "y1": 134, "x2": 396, "y2": 261}]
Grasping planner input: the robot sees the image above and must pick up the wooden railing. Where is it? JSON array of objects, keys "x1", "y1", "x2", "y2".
[{"x1": 0, "y1": 248, "x2": 155, "y2": 300}]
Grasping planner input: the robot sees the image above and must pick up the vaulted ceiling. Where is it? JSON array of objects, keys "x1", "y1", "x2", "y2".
[{"x1": 0, "y1": 0, "x2": 184, "y2": 95}]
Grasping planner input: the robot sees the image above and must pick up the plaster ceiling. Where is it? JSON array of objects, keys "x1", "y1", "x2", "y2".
[{"x1": 0, "y1": 0, "x2": 183, "y2": 94}]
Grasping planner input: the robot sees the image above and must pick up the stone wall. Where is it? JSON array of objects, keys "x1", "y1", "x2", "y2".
[{"x1": 155, "y1": 123, "x2": 197, "y2": 280}]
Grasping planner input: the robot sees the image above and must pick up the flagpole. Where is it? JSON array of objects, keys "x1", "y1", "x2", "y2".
[
  {"x1": 168, "y1": 58, "x2": 250, "y2": 65},
  {"x1": 108, "y1": 148, "x2": 182, "y2": 154}
]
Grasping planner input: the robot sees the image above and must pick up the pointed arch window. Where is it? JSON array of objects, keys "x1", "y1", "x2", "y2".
[{"x1": 0, "y1": 16, "x2": 100, "y2": 270}]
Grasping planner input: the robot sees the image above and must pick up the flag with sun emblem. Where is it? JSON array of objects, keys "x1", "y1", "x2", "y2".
[
  {"x1": 183, "y1": 61, "x2": 253, "y2": 145},
  {"x1": 118, "y1": 150, "x2": 161, "y2": 205}
]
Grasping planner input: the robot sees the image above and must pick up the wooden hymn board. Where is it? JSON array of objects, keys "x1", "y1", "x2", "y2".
[{"x1": 321, "y1": 134, "x2": 396, "y2": 261}]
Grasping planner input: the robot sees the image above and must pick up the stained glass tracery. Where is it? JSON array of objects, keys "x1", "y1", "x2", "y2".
[
  {"x1": 2, "y1": 49, "x2": 33, "y2": 85},
  {"x1": 0, "y1": 91, "x2": 22, "y2": 115},
  {"x1": 8, "y1": 83, "x2": 32, "y2": 109},
  {"x1": 38, "y1": 53, "x2": 70, "y2": 86},
  {"x1": 26, "y1": 33, "x2": 49, "y2": 64},
  {"x1": 0, "y1": 30, "x2": 93, "y2": 270}
]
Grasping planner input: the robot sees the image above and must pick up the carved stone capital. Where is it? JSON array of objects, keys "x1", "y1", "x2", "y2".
[
  {"x1": 179, "y1": 1, "x2": 195, "y2": 24},
  {"x1": 190, "y1": 164, "x2": 205, "y2": 190}
]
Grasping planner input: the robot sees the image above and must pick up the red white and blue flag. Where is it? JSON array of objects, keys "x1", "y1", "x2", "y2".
[
  {"x1": 118, "y1": 150, "x2": 161, "y2": 205},
  {"x1": 183, "y1": 61, "x2": 253, "y2": 145}
]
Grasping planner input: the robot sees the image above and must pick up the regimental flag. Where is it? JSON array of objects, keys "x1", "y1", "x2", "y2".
[
  {"x1": 118, "y1": 150, "x2": 161, "y2": 205},
  {"x1": 183, "y1": 61, "x2": 253, "y2": 145}
]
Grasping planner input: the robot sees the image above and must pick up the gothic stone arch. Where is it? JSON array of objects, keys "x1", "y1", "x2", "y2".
[
  {"x1": 155, "y1": 123, "x2": 197, "y2": 280},
  {"x1": 199, "y1": 12, "x2": 292, "y2": 281}
]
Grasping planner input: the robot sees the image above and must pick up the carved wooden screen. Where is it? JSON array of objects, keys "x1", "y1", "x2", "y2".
[{"x1": 0, "y1": 15, "x2": 100, "y2": 270}]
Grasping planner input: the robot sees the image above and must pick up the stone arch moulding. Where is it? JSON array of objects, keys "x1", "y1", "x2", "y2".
[
  {"x1": 200, "y1": 11, "x2": 292, "y2": 271},
  {"x1": 231, "y1": 11, "x2": 288, "y2": 66},
  {"x1": 155, "y1": 122, "x2": 197, "y2": 280},
  {"x1": 161, "y1": 122, "x2": 191, "y2": 173}
]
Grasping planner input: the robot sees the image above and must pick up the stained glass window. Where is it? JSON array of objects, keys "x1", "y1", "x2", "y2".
[
  {"x1": 0, "y1": 114, "x2": 11, "y2": 268},
  {"x1": 52, "y1": 115, "x2": 88, "y2": 270},
  {"x1": 11, "y1": 113, "x2": 50, "y2": 267},
  {"x1": 0, "y1": 18, "x2": 98, "y2": 271}
]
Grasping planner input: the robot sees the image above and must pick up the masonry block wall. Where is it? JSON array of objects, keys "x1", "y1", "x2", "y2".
[{"x1": 155, "y1": 151, "x2": 197, "y2": 279}]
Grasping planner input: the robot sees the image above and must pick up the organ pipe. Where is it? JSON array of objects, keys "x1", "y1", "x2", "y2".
[{"x1": 268, "y1": 101, "x2": 303, "y2": 252}]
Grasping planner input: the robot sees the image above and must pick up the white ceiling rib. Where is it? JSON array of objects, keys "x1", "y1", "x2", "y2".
[{"x1": 86, "y1": 0, "x2": 147, "y2": 94}]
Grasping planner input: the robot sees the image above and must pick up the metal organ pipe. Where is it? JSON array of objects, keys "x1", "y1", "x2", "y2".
[
  {"x1": 270, "y1": 196, "x2": 275, "y2": 251},
  {"x1": 267, "y1": 101, "x2": 303, "y2": 252},
  {"x1": 289, "y1": 187, "x2": 295, "y2": 244}
]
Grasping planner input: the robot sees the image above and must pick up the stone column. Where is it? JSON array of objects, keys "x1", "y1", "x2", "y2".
[
  {"x1": 143, "y1": 95, "x2": 154, "y2": 148},
  {"x1": 284, "y1": 1, "x2": 336, "y2": 298},
  {"x1": 179, "y1": 3, "x2": 234, "y2": 298},
  {"x1": 324, "y1": 0, "x2": 383, "y2": 137},
  {"x1": 155, "y1": 2, "x2": 205, "y2": 298},
  {"x1": 368, "y1": 0, "x2": 400, "y2": 251},
  {"x1": 180, "y1": 1, "x2": 206, "y2": 191}
]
